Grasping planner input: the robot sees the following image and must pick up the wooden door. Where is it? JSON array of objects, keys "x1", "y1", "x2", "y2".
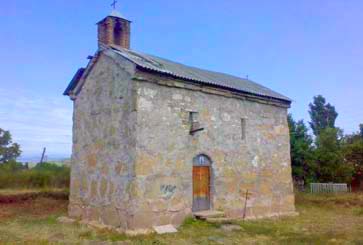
[{"x1": 193, "y1": 166, "x2": 210, "y2": 212}]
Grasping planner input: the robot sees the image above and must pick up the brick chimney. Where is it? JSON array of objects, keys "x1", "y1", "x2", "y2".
[{"x1": 97, "y1": 10, "x2": 131, "y2": 49}]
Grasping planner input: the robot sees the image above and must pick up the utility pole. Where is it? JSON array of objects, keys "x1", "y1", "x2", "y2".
[{"x1": 40, "y1": 147, "x2": 46, "y2": 164}]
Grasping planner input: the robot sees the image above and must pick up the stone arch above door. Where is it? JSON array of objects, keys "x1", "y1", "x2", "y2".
[{"x1": 193, "y1": 154, "x2": 212, "y2": 167}]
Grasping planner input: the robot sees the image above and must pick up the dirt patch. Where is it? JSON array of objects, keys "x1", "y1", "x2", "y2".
[
  {"x1": 0, "y1": 197, "x2": 68, "y2": 220},
  {"x1": 0, "y1": 191, "x2": 69, "y2": 220},
  {"x1": 0, "y1": 191, "x2": 68, "y2": 204}
]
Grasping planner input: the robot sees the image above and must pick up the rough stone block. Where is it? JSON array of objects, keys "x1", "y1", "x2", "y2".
[
  {"x1": 101, "y1": 206, "x2": 121, "y2": 227},
  {"x1": 68, "y1": 203, "x2": 83, "y2": 219},
  {"x1": 153, "y1": 224, "x2": 178, "y2": 234},
  {"x1": 57, "y1": 216, "x2": 76, "y2": 224}
]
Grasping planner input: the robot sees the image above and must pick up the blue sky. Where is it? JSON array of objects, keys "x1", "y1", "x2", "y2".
[{"x1": 1, "y1": 0, "x2": 362, "y2": 161}]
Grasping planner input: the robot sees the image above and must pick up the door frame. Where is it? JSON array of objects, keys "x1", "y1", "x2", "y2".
[{"x1": 192, "y1": 154, "x2": 213, "y2": 212}]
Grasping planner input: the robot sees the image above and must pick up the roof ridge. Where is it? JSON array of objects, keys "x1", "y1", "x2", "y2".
[{"x1": 108, "y1": 46, "x2": 291, "y2": 103}]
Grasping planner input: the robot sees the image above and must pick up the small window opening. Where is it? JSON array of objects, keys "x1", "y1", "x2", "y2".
[
  {"x1": 241, "y1": 118, "x2": 247, "y2": 140},
  {"x1": 189, "y1": 112, "x2": 204, "y2": 135},
  {"x1": 113, "y1": 21, "x2": 123, "y2": 46},
  {"x1": 190, "y1": 112, "x2": 199, "y2": 123}
]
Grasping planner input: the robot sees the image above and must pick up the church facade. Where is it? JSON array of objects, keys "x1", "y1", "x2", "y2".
[{"x1": 64, "y1": 10, "x2": 296, "y2": 231}]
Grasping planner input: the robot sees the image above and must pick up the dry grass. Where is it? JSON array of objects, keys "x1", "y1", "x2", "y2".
[{"x1": 1, "y1": 191, "x2": 363, "y2": 244}]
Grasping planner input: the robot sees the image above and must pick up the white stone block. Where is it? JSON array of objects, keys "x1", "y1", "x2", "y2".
[{"x1": 153, "y1": 224, "x2": 178, "y2": 234}]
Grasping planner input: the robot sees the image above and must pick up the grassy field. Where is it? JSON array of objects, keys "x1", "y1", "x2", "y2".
[{"x1": 1, "y1": 190, "x2": 363, "y2": 244}]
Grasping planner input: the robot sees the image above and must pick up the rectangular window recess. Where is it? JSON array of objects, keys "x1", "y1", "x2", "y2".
[
  {"x1": 189, "y1": 111, "x2": 204, "y2": 135},
  {"x1": 241, "y1": 118, "x2": 247, "y2": 140}
]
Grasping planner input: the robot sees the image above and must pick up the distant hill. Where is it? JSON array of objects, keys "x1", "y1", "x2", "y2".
[{"x1": 18, "y1": 156, "x2": 71, "y2": 166}]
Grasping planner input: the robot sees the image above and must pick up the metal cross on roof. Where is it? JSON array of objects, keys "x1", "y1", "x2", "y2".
[{"x1": 111, "y1": 0, "x2": 118, "y2": 9}]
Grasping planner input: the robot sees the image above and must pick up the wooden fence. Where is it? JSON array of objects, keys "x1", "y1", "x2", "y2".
[{"x1": 310, "y1": 183, "x2": 349, "y2": 194}]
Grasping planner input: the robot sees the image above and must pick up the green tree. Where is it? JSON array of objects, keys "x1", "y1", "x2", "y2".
[
  {"x1": 309, "y1": 95, "x2": 338, "y2": 137},
  {"x1": 315, "y1": 128, "x2": 353, "y2": 183},
  {"x1": 344, "y1": 140, "x2": 363, "y2": 176},
  {"x1": 344, "y1": 125, "x2": 363, "y2": 144},
  {"x1": 343, "y1": 125, "x2": 363, "y2": 183},
  {"x1": 0, "y1": 128, "x2": 21, "y2": 164},
  {"x1": 288, "y1": 114, "x2": 316, "y2": 182}
]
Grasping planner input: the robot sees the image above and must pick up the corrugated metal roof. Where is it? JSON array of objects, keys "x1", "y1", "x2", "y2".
[{"x1": 109, "y1": 46, "x2": 291, "y2": 103}]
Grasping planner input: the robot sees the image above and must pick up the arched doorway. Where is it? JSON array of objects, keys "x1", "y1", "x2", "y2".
[{"x1": 192, "y1": 154, "x2": 212, "y2": 212}]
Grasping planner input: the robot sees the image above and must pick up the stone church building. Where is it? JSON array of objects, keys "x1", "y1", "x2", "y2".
[{"x1": 64, "y1": 10, "x2": 296, "y2": 231}]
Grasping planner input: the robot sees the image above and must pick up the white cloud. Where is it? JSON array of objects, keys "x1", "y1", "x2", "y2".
[{"x1": 0, "y1": 88, "x2": 73, "y2": 161}]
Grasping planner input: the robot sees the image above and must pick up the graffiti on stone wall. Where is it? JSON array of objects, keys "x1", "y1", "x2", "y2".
[{"x1": 160, "y1": 184, "x2": 177, "y2": 199}]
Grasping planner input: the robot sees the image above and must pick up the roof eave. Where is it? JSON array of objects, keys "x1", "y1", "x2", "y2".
[
  {"x1": 135, "y1": 65, "x2": 292, "y2": 106},
  {"x1": 96, "y1": 16, "x2": 132, "y2": 25},
  {"x1": 63, "y1": 68, "x2": 85, "y2": 96}
]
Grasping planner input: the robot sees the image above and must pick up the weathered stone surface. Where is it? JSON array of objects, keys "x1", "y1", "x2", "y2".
[
  {"x1": 86, "y1": 153, "x2": 97, "y2": 169},
  {"x1": 153, "y1": 224, "x2": 178, "y2": 234},
  {"x1": 57, "y1": 216, "x2": 76, "y2": 224},
  {"x1": 90, "y1": 180, "x2": 98, "y2": 200},
  {"x1": 100, "y1": 178, "x2": 108, "y2": 198},
  {"x1": 171, "y1": 212, "x2": 187, "y2": 226},
  {"x1": 101, "y1": 206, "x2": 122, "y2": 227},
  {"x1": 68, "y1": 203, "x2": 82, "y2": 219},
  {"x1": 148, "y1": 199, "x2": 168, "y2": 213},
  {"x1": 128, "y1": 211, "x2": 155, "y2": 229},
  {"x1": 194, "y1": 210, "x2": 225, "y2": 219},
  {"x1": 168, "y1": 201, "x2": 185, "y2": 212},
  {"x1": 69, "y1": 53, "x2": 137, "y2": 230},
  {"x1": 68, "y1": 50, "x2": 295, "y2": 231}
]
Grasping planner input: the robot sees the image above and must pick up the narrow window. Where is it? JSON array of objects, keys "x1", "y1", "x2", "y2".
[
  {"x1": 241, "y1": 118, "x2": 247, "y2": 140},
  {"x1": 189, "y1": 111, "x2": 204, "y2": 135},
  {"x1": 189, "y1": 112, "x2": 199, "y2": 124},
  {"x1": 113, "y1": 21, "x2": 123, "y2": 46}
]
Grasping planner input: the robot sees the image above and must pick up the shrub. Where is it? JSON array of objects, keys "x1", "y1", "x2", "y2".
[
  {"x1": 354, "y1": 208, "x2": 363, "y2": 216},
  {"x1": 0, "y1": 162, "x2": 70, "y2": 189}
]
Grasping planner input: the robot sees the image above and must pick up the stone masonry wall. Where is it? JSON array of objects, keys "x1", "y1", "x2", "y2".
[
  {"x1": 69, "y1": 51, "x2": 295, "y2": 231},
  {"x1": 130, "y1": 71, "x2": 296, "y2": 229},
  {"x1": 69, "y1": 52, "x2": 137, "y2": 230}
]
